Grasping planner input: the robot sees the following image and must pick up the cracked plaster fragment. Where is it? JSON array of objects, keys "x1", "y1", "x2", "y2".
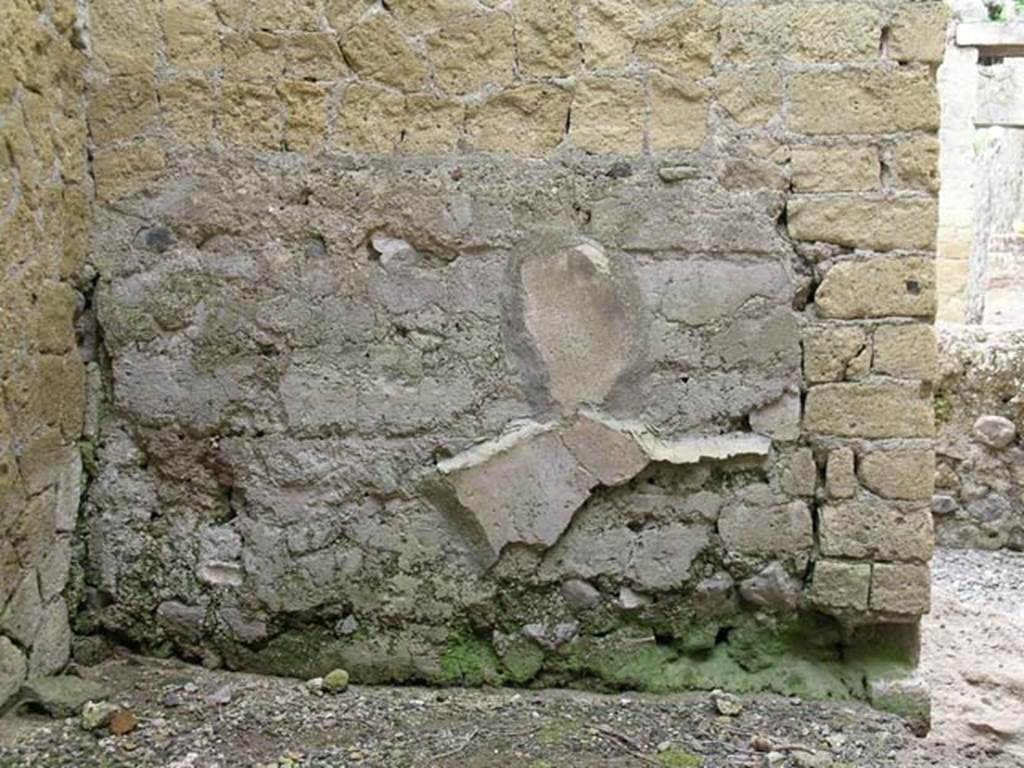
[
  {"x1": 441, "y1": 414, "x2": 775, "y2": 562},
  {"x1": 440, "y1": 423, "x2": 598, "y2": 558},
  {"x1": 560, "y1": 412, "x2": 648, "y2": 486},
  {"x1": 632, "y1": 431, "x2": 772, "y2": 465}
]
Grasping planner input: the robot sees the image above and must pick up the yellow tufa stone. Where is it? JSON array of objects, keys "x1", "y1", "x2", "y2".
[
  {"x1": 426, "y1": 11, "x2": 515, "y2": 94},
  {"x1": 802, "y1": 324, "x2": 870, "y2": 384},
  {"x1": 92, "y1": 140, "x2": 166, "y2": 201},
  {"x1": 165, "y1": 0, "x2": 221, "y2": 70},
  {"x1": 805, "y1": 382, "x2": 934, "y2": 439},
  {"x1": 788, "y1": 197, "x2": 937, "y2": 252},
  {"x1": 572, "y1": 77, "x2": 644, "y2": 155},
  {"x1": 222, "y1": 32, "x2": 287, "y2": 81},
  {"x1": 788, "y1": 67, "x2": 940, "y2": 135},
  {"x1": 870, "y1": 563, "x2": 932, "y2": 616},
  {"x1": 87, "y1": 75, "x2": 159, "y2": 145},
  {"x1": 890, "y1": 136, "x2": 940, "y2": 193},
  {"x1": 334, "y1": 83, "x2": 405, "y2": 154},
  {"x1": 220, "y1": 82, "x2": 284, "y2": 150},
  {"x1": 159, "y1": 77, "x2": 216, "y2": 148},
  {"x1": 401, "y1": 94, "x2": 465, "y2": 154},
  {"x1": 89, "y1": 0, "x2": 160, "y2": 75},
  {"x1": 342, "y1": 9, "x2": 428, "y2": 90},
  {"x1": 636, "y1": 1, "x2": 719, "y2": 79},
  {"x1": 326, "y1": 0, "x2": 377, "y2": 32},
  {"x1": 714, "y1": 67, "x2": 783, "y2": 128},
  {"x1": 819, "y1": 500, "x2": 934, "y2": 563},
  {"x1": 888, "y1": 3, "x2": 949, "y2": 64},
  {"x1": 466, "y1": 84, "x2": 571, "y2": 156},
  {"x1": 650, "y1": 73, "x2": 709, "y2": 152},
  {"x1": 790, "y1": 146, "x2": 879, "y2": 193},
  {"x1": 286, "y1": 34, "x2": 350, "y2": 81},
  {"x1": 279, "y1": 81, "x2": 327, "y2": 152},
  {"x1": 859, "y1": 450, "x2": 936, "y2": 501},
  {"x1": 814, "y1": 257, "x2": 936, "y2": 319},
  {"x1": 810, "y1": 560, "x2": 871, "y2": 613},
  {"x1": 825, "y1": 447, "x2": 857, "y2": 500},
  {"x1": 872, "y1": 324, "x2": 937, "y2": 381},
  {"x1": 513, "y1": 0, "x2": 578, "y2": 77},
  {"x1": 719, "y1": 2, "x2": 880, "y2": 63}
]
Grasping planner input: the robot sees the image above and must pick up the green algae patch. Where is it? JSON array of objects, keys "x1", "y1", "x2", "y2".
[
  {"x1": 441, "y1": 632, "x2": 504, "y2": 686},
  {"x1": 238, "y1": 629, "x2": 350, "y2": 680},
  {"x1": 502, "y1": 638, "x2": 546, "y2": 684},
  {"x1": 655, "y1": 750, "x2": 702, "y2": 768}
]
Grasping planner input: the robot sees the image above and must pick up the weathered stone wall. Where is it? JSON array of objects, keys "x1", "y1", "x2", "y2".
[
  {"x1": 935, "y1": 325, "x2": 1024, "y2": 549},
  {"x1": 74, "y1": 0, "x2": 943, "y2": 703},
  {"x1": 0, "y1": 2, "x2": 90, "y2": 707}
]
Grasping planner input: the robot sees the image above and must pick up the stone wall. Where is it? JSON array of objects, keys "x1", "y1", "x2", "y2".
[
  {"x1": 69, "y1": 0, "x2": 944, "y2": 704},
  {"x1": 935, "y1": 325, "x2": 1024, "y2": 549},
  {"x1": 0, "y1": 2, "x2": 90, "y2": 707}
]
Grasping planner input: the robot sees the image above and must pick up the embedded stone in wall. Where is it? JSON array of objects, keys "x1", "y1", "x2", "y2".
[
  {"x1": 814, "y1": 258, "x2": 937, "y2": 320},
  {"x1": 719, "y1": 2, "x2": 879, "y2": 63},
  {"x1": 805, "y1": 383, "x2": 934, "y2": 438},
  {"x1": 888, "y1": 4, "x2": 949, "y2": 64},
  {"x1": 0, "y1": 638, "x2": 27, "y2": 707},
  {"x1": 802, "y1": 325, "x2": 870, "y2": 384},
  {"x1": 718, "y1": 498, "x2": 814, "y2": 556},
  {"x1": 820, "y1": 500, "x2": 934, "y2": 563},
  {"x1": 788, "y1": 67, "x2": 940, "y2": 134},
  {"x1": 825, "y1": 447, "x2": 857, "y2": 500},
  {"x1": 561, "y1": 414, "x2": 648, "y2": 486},
  {"x1": 788, "y1": 198, "x2": 937, "y2": 252},
  {"x1": 859, "y1": 450, "x2": 936, "y2": 500},
  {"x1": 440, "y1": 425, "x2": 597, "y2": 558},
  {"x1": 872, "y1": 324, "x2": 938, "y2": 381},
  {"x1": 810, "y1": 560, "x2": 871, "y2": 613},
  {"x1": 870, "y1": 563, "x2": 932, "y2": 616},
  {"x1": 511, "y1": 237, "x2": 646, "y2": 411},
  {"x1": 973, "y1": 415, "x2": 1017, "y2": 449},
  {"x1": 790, "y1": 146, "x2": 879, "y2": 193}
]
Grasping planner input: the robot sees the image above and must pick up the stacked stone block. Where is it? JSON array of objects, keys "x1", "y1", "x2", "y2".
[
  {"x1": 0, "y1": 1, "x2": 90, "y2": 708},
  {"x1": 64, "y1": 0, "x2": 949, "y2": 712}
]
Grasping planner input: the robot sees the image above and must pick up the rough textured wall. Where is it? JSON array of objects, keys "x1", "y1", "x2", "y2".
[
  {"x1": 0, "y1": 2, "x2": 90, "y2": 707},
  {"x1": 935, "y1": 325, "x2": 1024, "y2": 549},
  {"x1": 78, "y1": 0, "x2": 943, "y2": 702}
]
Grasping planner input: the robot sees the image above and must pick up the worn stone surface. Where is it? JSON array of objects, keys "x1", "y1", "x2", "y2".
[
  {"x1": 791, "y1": 146, "x2": 879, "y2": 193},
  {"x1": 789, "y1": 198, "x2": 937, "y2": 252},
  {"x1": 889, "y1": 4, "x2": 949, "y2": 64},
  {"x1": 873, "y1": 324, "x2": 938, "y2": 381},
  {"x1": 18, "y1": 676, "x2": 111, "y2": 718},
  {"x1": 805, "y1": 384, "x2": 934, "y2": 438},
  {"x1": 810, "y1": 560, "x2": 871, "y2": 614},
  {"x1": 820, "y1": 500, "x2": 934, "y2": 563},
  {"x1": 0, "y1": 0, "x2": 89, "y2": 710},
  {"x1": 859, "y1": 450, "x2": 936, "y2": 501},
  {"x1": 871, "y1": 563, "x2": 932, "y2": 616},
  {"x1": 815, "y1": 259, "x2": 937, "y2": 320},
  {"x1": 803, "y1": 325, "x2": 870, "y2": 384},
  {"x1": 2, "y1": 0, "x2": 940, "y2": 705},
  {"x1": 788, "y1": 67, "x2": 940, "y2": 135},
  {"x1": 825, "y1": 447, "x2": 857, "y2": 500}
]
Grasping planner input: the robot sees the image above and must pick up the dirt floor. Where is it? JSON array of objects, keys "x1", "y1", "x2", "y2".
[{"x1": 1, "y1": 548, "x2": 1022, "y2": 768}]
